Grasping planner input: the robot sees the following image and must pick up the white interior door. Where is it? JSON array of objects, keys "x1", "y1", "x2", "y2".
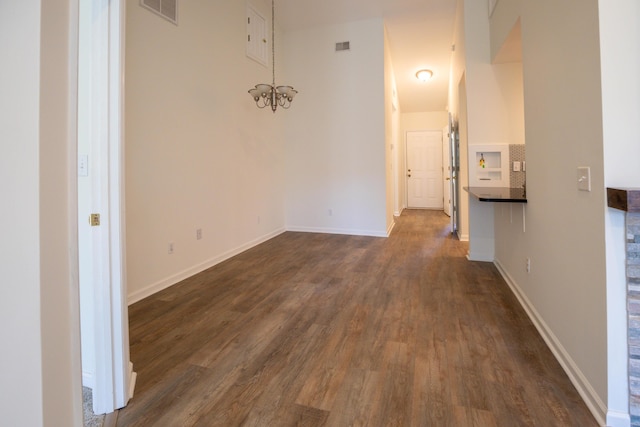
[
  {"x1": 406, "y1": 131, "x2": 444, "y2": 209},
  {"x1": 442, "y1": 126, "x2": 452, "y2": 217}
]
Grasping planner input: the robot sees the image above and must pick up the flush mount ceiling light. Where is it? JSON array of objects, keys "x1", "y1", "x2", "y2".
[
  {"x1": 248, "y1": 0, "x2": 297, "y2": 113},
  {"x1": 415, "y1": 69, "x2": 434, "y2": 82}
]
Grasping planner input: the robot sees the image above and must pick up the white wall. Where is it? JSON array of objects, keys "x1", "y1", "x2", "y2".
[
  {"x1": 402, "y1": 112, "x2": 448, "y2": 132},
  {"x1": 489, "y1": 0, "x2": 609, "y2": 423},
  {"x1": 600, "y1": 0, "x2": 640, "y2": 424},
  {"x1": 384, "y1": 27, "x2": 398, "y2": 230},
  {"x1": 125, "y1": 0, "x2": 287, "y2": 303},
  {"x1": 0, "y1": 3, "x2": 44, "y2": 424},
  {"x1": 283, "y1": 19, "x2": 388, "y2": 237},
  {"x1": 0, "y1": 1, "x2": 82, "y2": 425},
  {"x1": 493, "y1": 62, "x2": 525, "y2": 145},
  {"x1": 449, "y1": 0, "x2": 469, "y2": 240},
  {"x1": 489, "y1": 0, "x2": 521, "y2": 61}
]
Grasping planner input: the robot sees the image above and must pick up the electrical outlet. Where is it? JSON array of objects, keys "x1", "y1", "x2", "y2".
[
  {"x1": 168, "y1": 242, "x2": 174, "y2": 254},
  {"x1": 196, "y1": 228, "x2": 202, "y2": 240},
  {"x1": 526, "y1": 257, "x2": 531, "y2": 273}
]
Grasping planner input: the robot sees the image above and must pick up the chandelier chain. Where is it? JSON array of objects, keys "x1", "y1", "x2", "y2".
[{"x1": 271, "y1": 0, "x2": 275, "y2": 87}]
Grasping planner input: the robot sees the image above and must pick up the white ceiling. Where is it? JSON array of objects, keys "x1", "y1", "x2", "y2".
[{"x1": 275, "y1": 0, "x2": 458, "y2": 113}]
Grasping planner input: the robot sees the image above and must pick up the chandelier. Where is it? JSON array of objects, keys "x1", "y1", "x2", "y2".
[{"x1": 248, "y1": 0, "x2": 297, "y2": 113}]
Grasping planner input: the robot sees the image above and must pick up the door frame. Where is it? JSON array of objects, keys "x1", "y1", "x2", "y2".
[
  {"x1": 442, "y1": 125, "x2": 452, "y2": 218},
  {"x1": 78, "y1": 0, "x2": 134, "y2": 414},
  {"x1": 405, "y1": 130, "x2": 444, "y2": 209}
]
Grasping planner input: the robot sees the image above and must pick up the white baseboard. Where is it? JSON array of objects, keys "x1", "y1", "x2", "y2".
[
  {"x1": 128, "y1": 227, "x2": 286, "y2": 305},
  {"x1": 607, "y1": 410, "x2": 631, "y2": 427},
  {"x1": 466, "y1": 250, "x2": 494, "y2": 262},
  {"x1": 128, "y1": 361, "x2": 137, "y2": 401},
  {"x1": 457, "y1": 231, "x2": 469, "y2": 241},
  {"x1": 286, "y1": 225, "x2": 389, "y2": 238},
  {"x1": 494, "y1": 260, "x2": 609, "y2": 427},
  {"x1": 82, "y1": 371, "x2": 94, "y2": 389},
  {"x1": 387, "y1": 219, "x2": 396, "y2": 237}
]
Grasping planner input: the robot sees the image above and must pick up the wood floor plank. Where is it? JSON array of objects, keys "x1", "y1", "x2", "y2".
[{"x1": 117, "y1": 210, "x2": 599, "y2": 427}]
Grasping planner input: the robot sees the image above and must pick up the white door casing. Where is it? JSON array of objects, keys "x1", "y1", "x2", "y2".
[
  {"x1": 406, "y1": 131, "x2": 444, "y2": 209},
  {"x1": 442, "y1": 126, "x2": 452, "y2": 217},
  {"x1": 78, "y1": 0, "x2": 134, "y2": 415}
]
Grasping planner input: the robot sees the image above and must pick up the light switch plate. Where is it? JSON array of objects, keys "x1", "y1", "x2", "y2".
[
  {"x1": 513, "y1": 161, "x2": 521, "y2": 172},
  {"x1": 577, "y1": 166, "x2": 591, "y2": 192},
  {"x1": 78, "y1": 154, "x2": 89, "y2": 177}
]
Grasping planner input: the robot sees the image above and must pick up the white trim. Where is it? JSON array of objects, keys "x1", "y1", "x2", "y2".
[
  {"x1": 386, "y1": 219, "x2": 396, "y2": 237},
  {"x1": 494, "y1": 259, "x2": 608, "y2": 427},
  {"x1": 605, "y1": 208, "x2": 630, "y2": 426},
  {"x1": 606, "y1": 410, "x2": 631, "y2": 427},
  {"x1": 457, "y1": 232, "x2": 469, "y2": 241},
  {"x1": 82, "y1": 371, "x2": 94, "y2": 390},
  {"x1": 128, "y1": 362, "x2": 137, "y2": 399},
  {"x1": 466, "y1": 250, "x2": 493, "y2": 262},
  {"x1": 286, "y1": 225, "x2": 389, "y2": 238},
  {"x1": 128, "y1": 228, "x2": 286, "y2": 305},
  {"x1": 86, "y1": 0, "x2": 132, "y2": 415}
]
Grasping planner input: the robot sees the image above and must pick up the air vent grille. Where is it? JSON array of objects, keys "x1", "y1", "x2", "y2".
[
  {"x1": 335, "y1": 41, "x2": 350, "y2": 52},
  {"x1": 141, "y1": 0, "x2": 178, "y2": 25}
]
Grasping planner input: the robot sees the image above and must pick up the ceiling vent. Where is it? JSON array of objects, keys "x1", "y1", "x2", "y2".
[
  {"x1": 335, "y1": 41, "x2": 350, "y2": 52},
  {"x1": 141, "y1": 0, "x2": 178, "y2": 25}
]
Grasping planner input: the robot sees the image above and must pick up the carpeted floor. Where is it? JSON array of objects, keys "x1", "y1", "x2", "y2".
[{"x1": 83, "y1": 387, "x2": 105, "y2": 427}]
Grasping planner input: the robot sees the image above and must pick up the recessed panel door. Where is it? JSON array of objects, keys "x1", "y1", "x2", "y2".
[{"x1": 406, "y1": 131, "x2": 444, "y2": 209}]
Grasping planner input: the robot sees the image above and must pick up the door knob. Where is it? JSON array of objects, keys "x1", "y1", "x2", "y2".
[{"x1": 446, "y1": 177, "x2": 451, "y2": 181}]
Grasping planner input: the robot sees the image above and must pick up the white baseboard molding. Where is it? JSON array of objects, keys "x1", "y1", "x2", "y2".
[
  {"x1": 128, "y1": 361, "x2": 137, "y2": 401},
  {"x1": 494, "y1": 260, "x2": 608, "y2": 427},
  {"x1": 466, "y1": 250, "x2": 494, "y2": 262},
  {"x1": 128, "y1": 227, "x2": 286, "y2": 305},
  {"x1": 607, "y1": 410, "x2": 631, "y2": 427},
  {"x1": 286, "y1": 225, "x2": 389, "y2": 238},
  {"x1": 387, "y1": 219, "x2": 396, "y2": 237},
  {"x1": 457, "y1": 231, "x2": 469, "y2": 241},
  {"x1": 82, "y1": 371, "x2": 94, "y2": 389}
]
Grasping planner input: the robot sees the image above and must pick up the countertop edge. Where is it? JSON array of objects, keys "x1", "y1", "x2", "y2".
[{"x1": 464, "y1": 186, "x2": 527, "y2": 203}]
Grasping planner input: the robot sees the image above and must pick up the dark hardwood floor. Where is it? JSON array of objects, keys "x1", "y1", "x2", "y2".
[{"x1": 118, "y1": 210, "x2": 598, "y2": 426}]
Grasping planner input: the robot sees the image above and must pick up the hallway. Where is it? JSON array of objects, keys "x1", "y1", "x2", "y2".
[{"x1": 118, "y1": 210, "x2": 597, "y2": 426}]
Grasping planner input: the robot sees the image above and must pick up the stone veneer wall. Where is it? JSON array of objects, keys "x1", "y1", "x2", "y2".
[{"x1": 629, "y1": 212, "x2": 640, "y2": 427}]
